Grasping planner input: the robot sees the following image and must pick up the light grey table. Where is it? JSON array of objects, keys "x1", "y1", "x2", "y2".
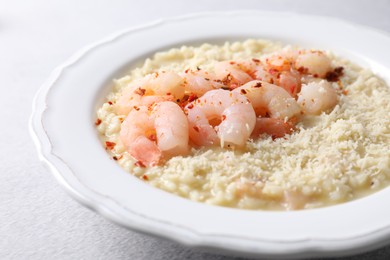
[{"x1": 1, "y1": 0, "x2": 390, "y2": 259}]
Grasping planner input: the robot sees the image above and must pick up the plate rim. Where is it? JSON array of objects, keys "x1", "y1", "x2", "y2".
[{"x1": 29, "y1": 10, "x2": 390, "y2": 258}]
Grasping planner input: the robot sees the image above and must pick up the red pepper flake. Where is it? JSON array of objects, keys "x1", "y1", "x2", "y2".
[
  {"x1": 148, "y1": 134, "x2": 157, "y2": 141},
  {"x1": 108, "y1": 101, "x2": 113, "y2": 105},
  {"x1": 313, "y1": 74, "x2": 318, "y2": 78},
  {"x1": 142, "y1": 175, "x2": 149, "y2": 180},
  {"x1": 113, "y1": 156, "x2": 118, "y2": 161},
  {"x1": 254, "y1": 82, "x2": 262, "y2": 88},
  {"x1": 187, "y1": 103, "x2": 194, "y2": 109},
  {"x1": 221, "y1": 86, "x2": 230, "y2": 90},
  {"x1": 221, "y1": 115, "x2": 226, "y2": 121},
  {"x1": 252, "y1": 58, "x2": 260, "y2": 63},
  {"x1": 95, "y1": 118, "x2": 102, "y2": 126},
  {"x1": 193, "y1": 126, "x2": 200, "y2": 132},
  {"x1": 182, "y1": 95, "x2": 190, "y2": 102},
  {"x1": 342, "y1": 89, "x2": 349, "y2": 95},
  {"x1": 105, "y1": 141, "x2": 116, "y2": 150},
  {"x1": 325, "y1": 66, "x2": 344, "y2": 82},
  {"x1": 134, "y1": 87, "x2": 146, "y2": 96},
  {"x1": 135, "y1": 161, "x2": 146, "y2": 168},
  {"x1": 188, "y1": 94, "x2": 198, "y2": 102},
  {"x1": 133, "y1": 106, "x2": 140, "y2": 111},
  {"x1": 297, "y1": 67, "x2": 308, "y2": 74},
  {"x1": 220, "y1": 74, "x2": 232, "y2": 86},
  {"x1": 240, "y1": 89, "x2": 247, "y2": 95},
  {"x1": 185, "y1": 69, "x2": 190, "y2": 73},
  {"x1": 196, "y1": 66, "x2": 201, "y2": 71},
  {"x1": 229, "y1": 61, "x2": 236, "y2": 65},
  {"x1": 204, "y1": 78, "x2": 210, "y2": 81}
]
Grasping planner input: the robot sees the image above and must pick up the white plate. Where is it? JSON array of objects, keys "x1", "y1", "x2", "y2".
[{"x1": 30, "y1": 11, "x2": 390, "y2": 259}]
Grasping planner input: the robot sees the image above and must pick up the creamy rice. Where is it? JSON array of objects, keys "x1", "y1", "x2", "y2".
[{"x1": 96, "y1": 39, "x2": 390, "y2": 210}]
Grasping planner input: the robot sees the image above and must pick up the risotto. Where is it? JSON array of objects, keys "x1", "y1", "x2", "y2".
[{"x1": 96, "y1": 39, "x2": 390, "y2": 210}]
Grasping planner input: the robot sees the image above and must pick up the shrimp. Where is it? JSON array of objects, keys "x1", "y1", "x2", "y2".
[
  {"x1": 144, "y1": 71, "x2": 185, "y2": 98},
  {"x1": 246, "y1": 52, "x2": 301, "y2": 97},
  {"x1": 181, "y1": 69, "x2": 224, "y2": 96},
  {"x1": 185, "y1": 89, "x2": 256, "y2": 147},
  {"x1": 251, "y1": 117, "x2": 295, "y2": 139},
  {"x1": 214, "y1": 61, "x2": 254, "y2": 89},
  {"x1": 263, "y1": 52, "x2": 293, "y2": 72},
  {"x1": 185, "y1": 105, "x2": 218, "y2": 146},
  {"x1": 120, "y1": 101, "x2": 189, "y2": 166},
  {"x1": 119, "y1": 106, "x2": 160, "y2": 166},
  {"x1": 295, "y1": 50, "x2": 332, "y2": 78},
  {"x1": 115, "y1": 71, "x2": 184, "y2": 115},
  {"x1": 278, "y1": 69, "x2": 301, "y2": 97},
  {"x1": 262, "y1": 49, "x2": 332, "y2": 79},
  {"x1": 116, "y1": 86, "x2": 173, "y2": 115},
  {"x1": 297, "y1": 80, "x2": 338, "y2": 115},
  {"x1": 233, "y1": 80, "x2": 301, "y2": 119},
  {"x1": 153, "y1": 101, "x2": 189, "y2": 158},
  {"x1": 253, "y1": 64, "x2": 277, "y2": 84},
  {"x1": 213, "y1": 58, "x2": 301, "y2": 97}
]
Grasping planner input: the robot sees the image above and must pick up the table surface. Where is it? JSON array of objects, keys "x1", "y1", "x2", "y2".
[{"x1": 2, "y1": 0, "x2": 390, "y2": 259}]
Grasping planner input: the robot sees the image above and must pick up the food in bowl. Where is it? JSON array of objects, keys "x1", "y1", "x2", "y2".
[{"x1": 96, "y1": 39, "x2": 390, "y2": 210}]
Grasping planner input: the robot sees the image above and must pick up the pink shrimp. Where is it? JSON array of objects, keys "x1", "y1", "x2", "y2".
[
  {"x1": 116, "y1": 87, "x2": 173, "y2": 115},
  {"x1": 120, "y1": 101, "x2": 189, "y2": 166},
  {"x1": 295, "y1": 50, "x2": 332, "y2": 78},
  {"x1": 251, "y1": 117, "x2": 295, "y2": 139},
  {"x1": 185, "y1": 89, "x2": 256, "y2": 147},
  {"x1": 297, "y1": 80, "x2": 338, "y2": 115},
  {"x1": 264, "y1": 52, "x2": 293, "y2": 72},
  {"x1": 233, "y1": 80, "x2": 302, "y2": 119},
  {"x1": 278, "y1": 69, "x2": 301, "y2": 97},
  {"x1": 181, "y1": 69, "x2": 225, "y2": 96},
  {"x1": 119, "y1": 106, "x2": 160, "y2": 166},
  {"x1": 115, "y1": 71, "x2": 184, "y2": 115},
  {"x1": 214, "y1": 61, "x2": 254, "y2": 89}
]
